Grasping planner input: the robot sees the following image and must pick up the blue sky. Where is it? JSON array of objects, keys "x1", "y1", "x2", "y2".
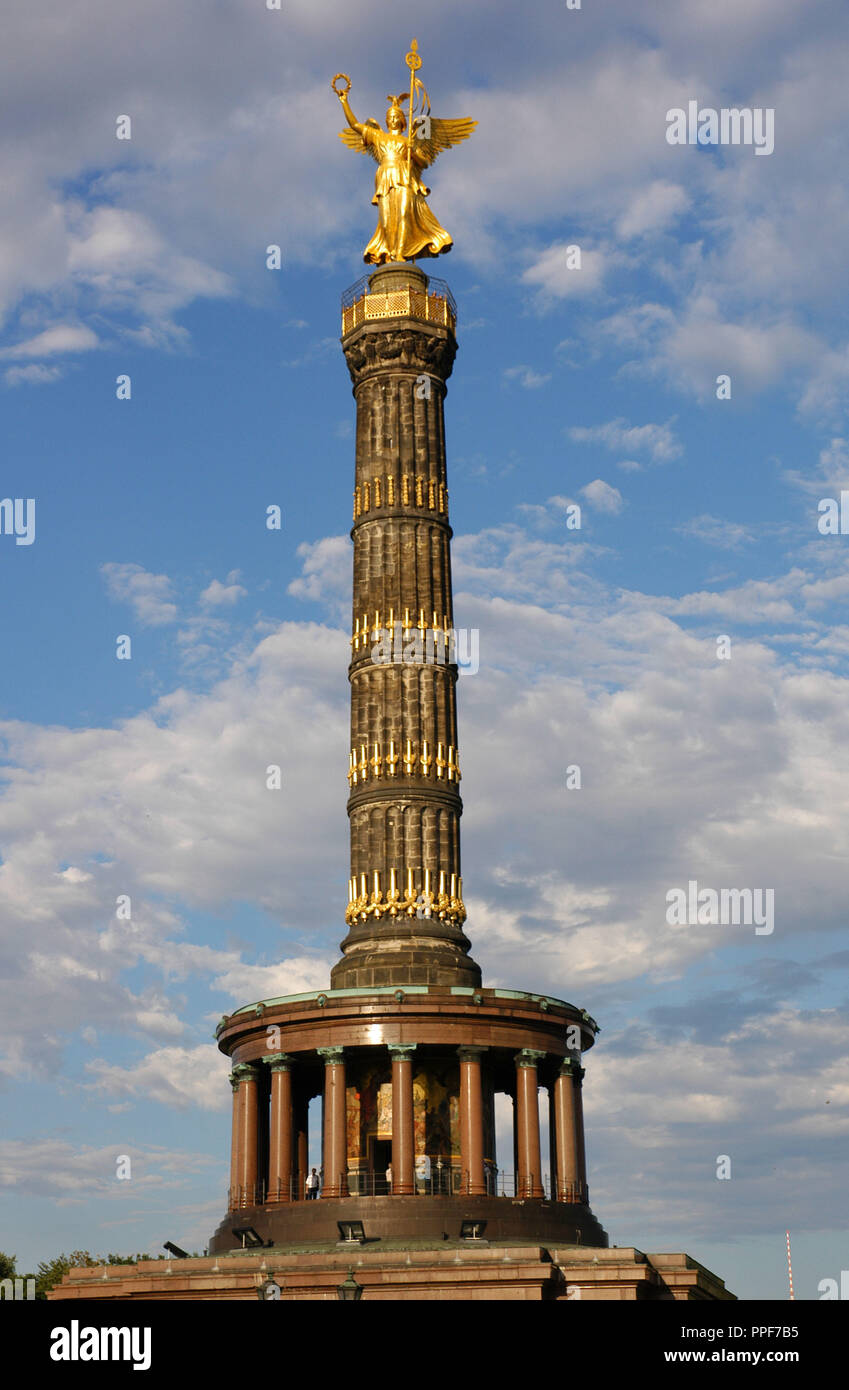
[{"x1": 1, "y1": 0, "x2": 848, "y2": 1300}]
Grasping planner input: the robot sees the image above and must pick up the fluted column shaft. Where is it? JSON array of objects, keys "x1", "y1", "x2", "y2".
[
  {"x1": 389, "y1": 1044, "x2": 417, "y2": 1195},
  {"x1": 554, "y1": 1059, "x2": 581, "y2": 1201},
  {"x1": 333, "y1": 263, "x2": 480, "y2": 991},
  {"x1": 574, "y1": 1062, "x2": 588, "y2": 1192},
  {"x1": 318, "y1": 1047, "x2": 348, "y2": 1198},
  {"x1": 266, "y1": 1054, "x2": 294, "y2": 1202},
  {"x1": 294, "y1": 1092, "x2": 309, "y2": 1201},
  {"x1": 230, "y1": 1064, "x2": 260, "y2": 1206},
  {"x1": 228, "y1": 1072, "x2": 241, "y2": 1208},
  {"x1": 458, "y1": 1047, "x2": 486, "y2": 1196},
  {"x1": 514, "y1": 1050, "x2": 546, "y2": 1199}
]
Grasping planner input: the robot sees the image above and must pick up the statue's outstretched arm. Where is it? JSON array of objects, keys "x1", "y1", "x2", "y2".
[{"x1": 338, "y1": 91, "x2": 364, "y2": 136}]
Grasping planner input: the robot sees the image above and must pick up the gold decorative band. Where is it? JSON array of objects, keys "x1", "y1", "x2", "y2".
[
  {"x1": 351, "y1": 608, "x2": 452, "y2": 652},
  {"x1": 353, "y1": 475, "x2": 447, "y2": 518},
  {"x1": 348, "y1": 739, "x2": 460, "y2": 785},
  {"x1": 345, "y1": 868, "x2": 466, "y2": 927}
]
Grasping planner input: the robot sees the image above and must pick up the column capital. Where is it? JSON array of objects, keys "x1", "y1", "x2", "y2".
[
  {"x1": 230, "y1": 1062, "x2": 260, "y2": 1087},
  {"x1": 387, "y1": 1043, "x2": 418, "y2": 1061},
  {"x1": 457, "y1": 1045, "x2": 487, "y2": 1063},
  {"x1": 263, "y1": 1052, "x2": 296, "y2": 1072},
  {"x1": 559, "y1": 1055, "x2": 585, "y2": 1080},
  {"x1": 317, "y1": 1046, "x2": 345, "y2": 1066},
  {"x1": 514, "y1": 1048, "x2": 547, "y2": 1069}
]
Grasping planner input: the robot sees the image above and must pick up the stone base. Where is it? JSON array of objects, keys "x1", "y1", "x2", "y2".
[
  {"x1": 49, "y1": 1243, "x2": 735, "y2": 1302},
  {"x1": 210, "y1": 1194, "x2": 609, "y2": 1251}
]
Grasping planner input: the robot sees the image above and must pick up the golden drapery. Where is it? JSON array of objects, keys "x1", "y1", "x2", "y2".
[{"x1": 361, "y1": 127, "x2": 451, "y2": 263}]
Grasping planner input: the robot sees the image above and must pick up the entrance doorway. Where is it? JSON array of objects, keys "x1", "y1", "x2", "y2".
[{"x1": 370, "y1": 1138, "x2": 392, "y2": 1193}]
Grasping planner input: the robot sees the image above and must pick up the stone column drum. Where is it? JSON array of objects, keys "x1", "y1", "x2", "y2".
[
  {"x1": 515, "y1": 1050, "x2": 546, "y2": 1199},
  {"x1": 333, "y1": 263, "x2": 481, "y2": 990},
  {"x1": 230, "y1": 1063, "x2": 260, "y2": 1208},
  {"x1": 318, "y1": 1046, "x2": 348, "y2": 1198},
  {"x1": 389, "y1": 1044, "x2": 416, "y2": 1195},
  {"x1": 266, "y1": 1054, "x2": 294, "y2": 1202}
]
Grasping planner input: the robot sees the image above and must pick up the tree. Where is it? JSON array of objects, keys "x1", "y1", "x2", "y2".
[{"x1": 36, "y1": 1250, "x2": 100, "y2": 1300}]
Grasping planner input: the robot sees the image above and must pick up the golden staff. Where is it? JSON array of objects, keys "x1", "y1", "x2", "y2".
[{"x1": 405, "y1": 38, "x2": 421, "y2": 180}]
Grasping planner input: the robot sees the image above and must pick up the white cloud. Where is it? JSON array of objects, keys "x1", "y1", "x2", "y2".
[
  {"x1": 658, "y1": 296, "x2": 817, "y2": 398},
  {"x1": 580, "y1": 479, "x2": 624, "y2": 514},
  {"x1": 521, "y1": 243, "x2": 606, "y2": 304},
  {"x1": 200, "y1": 575, "x2": 247, "y2": 608},
  {"x1": 588, "y1": 1007, "x2": 849, "y2": 1241},
  {"x1": 86, "y1": 1045, "x2": 231, "y2": 1111},
  {"x1": 677, "y1": 514, "x2": 755, "y2": 549},
  {"x1": 0, "y1": 1136, "x2": 219, "y2": 1203},
  {"x1": 569, "y1": 417, "x2": 683, "y2": 465},
  {"x1": 782, "y1": 437, "x2": 849, "y2": 498},
  {"x1": 4, "y1": 363, "x2": 63, "y2": 387},
  {"x1": 617, "y1": 180, "x2": 690, "y2": 238},
  {"x1": 100, "y1": 562, "x2": 178, "y2": 627},
  {"x1": 502, "y1": 364, "x2": 551, "y2": 389},
  {"x1": 287, "y1": 535, "x2": 351, "y2": 613},
  {"x1": 0, "y1": 323, "x2": 99, "y2": 359},
  {"x1": 0, "y1": 614, "x2": 349, "y2": 1086}
]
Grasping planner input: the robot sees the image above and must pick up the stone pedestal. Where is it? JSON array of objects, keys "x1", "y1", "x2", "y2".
[{"x1": 50, "y1": 1245, "x2": 736, "y2": 1303}]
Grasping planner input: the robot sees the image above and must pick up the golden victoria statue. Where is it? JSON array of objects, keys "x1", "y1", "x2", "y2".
[{"x1": 333, "y1": 40, "x2": 476, "y2": 264}]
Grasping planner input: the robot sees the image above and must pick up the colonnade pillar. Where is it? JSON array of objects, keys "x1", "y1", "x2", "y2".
[
  {"x1": 294, "y1": 1092, "x2": 309, "y2": 1200},
  {"x1": 548, "y1": 1083, "x2": 557, "y2": 1199},
  {"x1": 574, "y1": 1060, "x2": 588, "y2": 1193},
  {"x1": 318, "y1": 1046, "x2": 348, "y2": 1197},
  {"x1": 265, "y1": 1053, "x2": 294, "y2": 1202},
  {"x1": 229, "y1": 1063, "x2": 260, "y2": 1208},
  {"x1": 458, "y1": 1046, "x2": 487, "y2": 1196},
  {"x1": 228, "y1": 1071, "x2": 240, "y2": 1207},
  {"x1": 514, "y1": 1049, "x2": 545, "y2": 1198},
  {"x1": 389, "y1": 1044, "x2": 417, "y2": 1195},
  {"x1": 553, "y1": 1057, "x2": 579, "y2": 1200}
]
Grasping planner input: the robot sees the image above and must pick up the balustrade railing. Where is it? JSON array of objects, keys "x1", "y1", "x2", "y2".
[
  {"x1": 341, "y1": 275, "x2": 457, "y2": 335},
  {"x1": 228, "y1": 1171, "x2": 588, "y2": 1209}
]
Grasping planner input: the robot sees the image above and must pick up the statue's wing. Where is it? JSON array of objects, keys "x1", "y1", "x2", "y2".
[
  {"x1": 338, "y1": 119, "x2": 382, "y2": 165},
  {"x1": 414, "y1": 116, "x2": 477, "y2": 168}
]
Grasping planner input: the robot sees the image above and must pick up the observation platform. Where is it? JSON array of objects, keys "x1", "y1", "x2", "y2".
[{"x1": 342, "y1": 265, "x2": 456, "y2": 336}]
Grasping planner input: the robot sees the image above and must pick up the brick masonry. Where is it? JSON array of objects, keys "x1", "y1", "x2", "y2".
[{"x1": 49, "y1": 1244, "x2": 735, "y2": 1302}]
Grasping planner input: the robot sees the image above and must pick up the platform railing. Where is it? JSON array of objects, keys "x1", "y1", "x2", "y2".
[
  {"x1": 229, "y1": 1171, "x2": 588, "y2": 1209},
  {"x1": 341, "y1": 275, "x2": 457, "y2": 335},
  {"x1": 493, "y1": 1173, "x2": 588, "y2": 1203},
  {"x1": 346, "y1": 1166, "x2": 469, "y2": 1197}
]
